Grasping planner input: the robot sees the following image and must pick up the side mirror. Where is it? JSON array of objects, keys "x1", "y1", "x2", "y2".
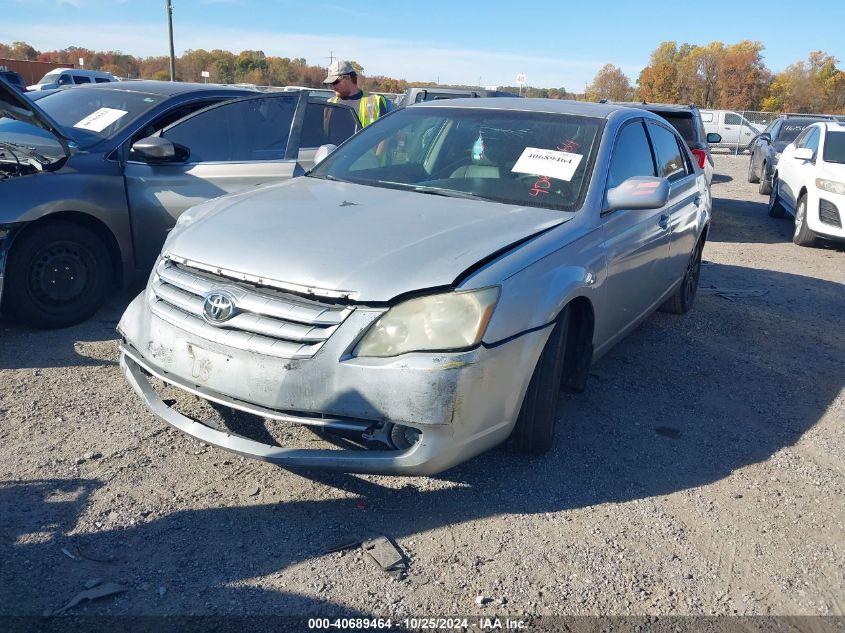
[
  {"x1": 706, "y1": 132, "x2": 722, "y2": 144},
  {"x1": 606, "y1": 176, "x2": 670, "y2": 212},
  {"x1": 313, "y1": 143, "x2": 337, "y2": 166},
  {"x1": 758, "y1": 132, "x2": 771, "y2": 143},
  {"x1": 794, "y1": 147, "x2": 814, "y2": 161},
  {"x1": 132, "y1": 136, "x2": 177, "y2": 162}
]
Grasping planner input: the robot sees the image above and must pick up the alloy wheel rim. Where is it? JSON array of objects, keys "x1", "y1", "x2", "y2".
[{"x1": 794, "y1": 200, "x2": 805, "y2": 238}]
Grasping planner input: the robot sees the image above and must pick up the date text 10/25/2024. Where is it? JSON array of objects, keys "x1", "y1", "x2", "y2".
[{"x1": 307, "y1": 617, "x2": 529, "y2": 630}]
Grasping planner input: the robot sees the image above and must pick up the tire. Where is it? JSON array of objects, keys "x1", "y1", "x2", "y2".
[
  {"x1": 659, "y1": 236, "x2": 703, "y2": 315},
  {"x1": 510, "y1": 307, "x2": 570, "y2": 454},
  {"x1": 767, "y1": 178, "x2": 787, "y2": 218},
  {"x1": 747, "y1": 155, "x2": 759, "y2": 183},
  {"x1": 758, "y1": 163, "x2": 772, "y2": 194},
  {"x1": 4, "y1": 220, "x2": 112, "y2": 329},
  {"x1": 792, "y1": 194, "x2": 817, "y2": 247}
]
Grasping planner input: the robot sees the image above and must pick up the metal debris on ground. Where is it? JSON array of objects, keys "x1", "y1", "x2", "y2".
[
  {"x1": 53, "y1": 582, "x2": 128, "y2": 615},
  {"x1": 362, "y1": 536, "x2": 408, "y2": 579},
  {"x1": 698, "y1": 287, "x2": 770, "y2": 300},
  {"x1": 60, "y1": 547, "x2": 78, "y2": 561}
]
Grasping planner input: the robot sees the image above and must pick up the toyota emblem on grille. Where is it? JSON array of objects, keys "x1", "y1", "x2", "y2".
[{"x1": 202, "y1": 291, "x2": 237, "y2": 324}]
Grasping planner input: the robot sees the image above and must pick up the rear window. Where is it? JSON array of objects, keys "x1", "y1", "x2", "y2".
[
  {"x1": 777, "y1": 120, "x2": 819, "y2": 143},
  {"x1": 651, "y1": 111, "x2": 696, "y2": 145},
  {"x1": 823, "y1": 131, "x2": 845, "y2": 164},
  {"x1": 1, "y1": 71, "x2": 23, "y2": 86}
]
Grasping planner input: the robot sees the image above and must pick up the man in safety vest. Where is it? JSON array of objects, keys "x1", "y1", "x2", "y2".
[{"x1": 323, "y1": 60, "x2": 390, "y2": 127}]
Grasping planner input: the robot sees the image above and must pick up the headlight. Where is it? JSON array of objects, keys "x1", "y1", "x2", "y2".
[
  {"x1": 815, "y1": 178, "x2": 845, "y2": 195},
  {"x1": 353, "y1": 287, "x2": 500, "y2": 358}
]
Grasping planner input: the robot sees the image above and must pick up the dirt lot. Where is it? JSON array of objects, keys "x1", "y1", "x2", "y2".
[{"x1": 1, "y1": 155, "x2": 843, "y2": 624}]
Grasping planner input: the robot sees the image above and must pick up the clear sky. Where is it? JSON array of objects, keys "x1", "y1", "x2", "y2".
[{"x1": 2, "y1": 0, "x2": 844, "y2": 89}]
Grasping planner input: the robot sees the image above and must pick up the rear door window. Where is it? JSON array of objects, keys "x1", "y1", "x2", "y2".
[
  {"x1": 72, "y1": 75, "x2": 92, "y2": 84},
  {"x1": 724, "y1": 113, "x2": 742, "y2": 125},
  {"x1": 162, "y1": 95, "x2": 298, "y2": 163},
  {"x1": 300, "y1": 102, "x2": 358, "y2": 148}
]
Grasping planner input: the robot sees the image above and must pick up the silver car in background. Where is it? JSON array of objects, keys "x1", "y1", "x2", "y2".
[{"x1": 119, "y1": 99, "x2": 711, "y2": 475}]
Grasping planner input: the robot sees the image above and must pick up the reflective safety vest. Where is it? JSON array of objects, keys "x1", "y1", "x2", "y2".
[{"x1": 329, "y1": 91, "x2": 387, "y2": 127}]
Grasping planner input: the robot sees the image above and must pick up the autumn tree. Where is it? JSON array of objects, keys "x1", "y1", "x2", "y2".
[
  {"x1": 762, "y1": 51, "x2": 845, "y2": 113},
  {"x1": 717, "y1": 41, "x2": 770, "y2": 110},
  {"x1": 586, "y1": 64, "x2": 633, "y2": 101},
  {"x1": 637, "y1": 41, "x2": 680, "y2": 103}
]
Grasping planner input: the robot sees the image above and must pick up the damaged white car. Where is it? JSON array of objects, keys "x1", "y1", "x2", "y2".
[{"x1": 118, "y1": 99, "x2": 711, "y2": 475}]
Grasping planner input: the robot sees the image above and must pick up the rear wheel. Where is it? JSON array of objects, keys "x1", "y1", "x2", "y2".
[
  {"x1": 510, "y1": 307, "x2": 570, "y2": 454},
  {"x1": 4, "y1": 221, "x2": 112, "y2": 329},
  {"x1": 758, "y1": 163, "x2": 772, "y2": 194},
  {"x1": 792, "y1": 195, "x2": 817, "y2": 247},
  {"x1": 767, "y1": 178, "x2": 787, "y2": 218},
  {"x1": 659, "y1": 237, "x2": 703, "y2": 315}
]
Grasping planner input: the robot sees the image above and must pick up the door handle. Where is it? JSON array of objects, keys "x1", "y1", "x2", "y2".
[
  {"x1": 658, "y1": 214, "x2": 670, "y2": 230},
  {"x1": 693, "y1": 195, "x2": 701, "y2": 207}
]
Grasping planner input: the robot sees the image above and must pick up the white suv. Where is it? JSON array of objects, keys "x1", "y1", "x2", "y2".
[{"x1": 768, "y1": 121, "x2": 845, "y2": 246}]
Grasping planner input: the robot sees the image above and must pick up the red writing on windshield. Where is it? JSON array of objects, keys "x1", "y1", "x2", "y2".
[
  {"x1": 529, "y1": 175, "x2": 552, "y2": 197},
  {"x1": 557, "y1": 139, "x2": 581, "y2": 153}
]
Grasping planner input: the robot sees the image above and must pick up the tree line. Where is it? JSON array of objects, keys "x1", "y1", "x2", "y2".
[
  {"x1": 3, "y1": 39, "x2": 843, "y2": 112},
  {"x1": 586, "y1": 41, "x2": 845, "y2": 113}
]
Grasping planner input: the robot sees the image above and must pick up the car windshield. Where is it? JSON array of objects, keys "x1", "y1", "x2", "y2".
[
  {"x1": 33, "y1": 87, "x2": 166, "y2": 146},
  {"x1": 823, "y1": 131, "x2": 845, "y2": 164},
  {"x1": 309, "y1": 107, "x2": 603, "y2": 212},
  {"x1": 36, "y1": 71, "x2": 62, "y2": 83}
]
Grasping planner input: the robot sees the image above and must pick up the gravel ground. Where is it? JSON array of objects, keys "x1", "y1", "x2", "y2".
[{"x1": 1, "y1": 155, "x2": 843, "y2": 623}]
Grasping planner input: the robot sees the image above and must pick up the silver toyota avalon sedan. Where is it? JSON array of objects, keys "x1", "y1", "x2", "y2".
[{"x1": 118, "y1": 98, "x2": 711, "y2": 475}]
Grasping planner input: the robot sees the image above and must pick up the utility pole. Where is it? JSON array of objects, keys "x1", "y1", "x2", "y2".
[{"x1": 166, "y1": 0, "x2": 176, "y2": 81}]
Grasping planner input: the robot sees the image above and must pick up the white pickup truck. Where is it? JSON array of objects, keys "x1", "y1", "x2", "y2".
[{"x1": 700, "y1": 109, "x2": 765, "y2": 151}]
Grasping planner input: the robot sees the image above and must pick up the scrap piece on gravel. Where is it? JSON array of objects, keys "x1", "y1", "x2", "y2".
[
  {"x1": 53, "y1": 582, "x2": 128, "y2": 615},
  {"x1": 362, "y1": 536, "x2": 407, "y2": 578},
  {"x1": 325, "y1": 538, "x2": 363, "y2": 554},
  {"x1": 698, "y1": 287, "x2": 770, "y2": 300},
  {"x1": 60, "y1": 547, "x2": 78, "y2": 561},
  {"x1": 655, "y1": 426, "x2": 682, "y2": 439}
]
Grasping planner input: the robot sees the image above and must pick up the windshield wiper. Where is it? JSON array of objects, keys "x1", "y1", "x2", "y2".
[{"x1": 411, "y1": 185, "x2": 487, "y2": 201}]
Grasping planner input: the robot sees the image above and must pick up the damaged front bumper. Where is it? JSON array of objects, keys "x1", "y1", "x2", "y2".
[{"x1": 118, "y1": 290, "x2": 550, "y2": 475}]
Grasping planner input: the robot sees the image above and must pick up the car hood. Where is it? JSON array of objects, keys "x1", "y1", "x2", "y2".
[
  {"x1": 165, "y1": 176, "x2": 569, "y2": 302},
  {"x1": 0, "y1": 79, "x2": 70, "y2": 156},
  {"x1": 819, "y1": 162, "x2": 845, "y2": 179}
]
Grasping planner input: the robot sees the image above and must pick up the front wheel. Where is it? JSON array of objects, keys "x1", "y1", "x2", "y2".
[
  {"x1": 793, "y1": 195, "x2": 817, "y2": 247},
  {"x1": 510, "y1": 308, "x2": 570, "y2": 454},
  {"x1": 4, "y1": 221, "x2": 112, "y2": 329},
  {"x1": 659, "y1": 237, "x2": 703, "y2": 315}
]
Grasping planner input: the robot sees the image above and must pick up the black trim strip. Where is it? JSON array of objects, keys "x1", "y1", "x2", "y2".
[{"x1": 482, "y1": 319, "x2": 555, "y2": 350}]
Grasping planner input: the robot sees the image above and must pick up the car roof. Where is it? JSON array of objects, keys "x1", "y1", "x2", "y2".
[
  {"x1": 608, "y1": 101, "x2": 697, "y2": 113},
  {"x1": 69, "y1": 80, "x2": 257, "y2": 97},
  {"x1": 412, "y1": 97, "x2": 641, "y2": 119}
]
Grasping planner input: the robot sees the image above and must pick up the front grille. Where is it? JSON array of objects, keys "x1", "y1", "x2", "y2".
[
  {"x1": 149, "y1": 258, "x2": 353, "y2": 359},
  {"x1": 819, "y1": 199, "x2": 842, "y2": 228}
]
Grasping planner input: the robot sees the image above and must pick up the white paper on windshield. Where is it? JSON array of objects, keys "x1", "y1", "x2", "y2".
[
  {"x1": 73, "y1": 108, "x2": 128, "y2": 132},
  {"x1": 511, "y1": 147, "x2": 583, "y2": 181}
]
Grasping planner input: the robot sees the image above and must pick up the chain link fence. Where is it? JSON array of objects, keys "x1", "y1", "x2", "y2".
[{"x1": 705, "y1": 110, "x2": 839, "y2": 155}]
